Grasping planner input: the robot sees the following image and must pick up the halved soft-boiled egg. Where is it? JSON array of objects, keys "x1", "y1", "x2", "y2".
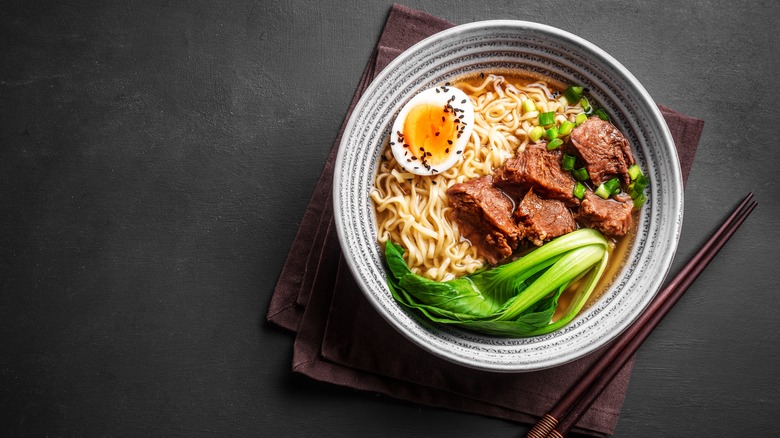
[{"x1": 390, "y1": 84, "x2": 474, "y2": 176}]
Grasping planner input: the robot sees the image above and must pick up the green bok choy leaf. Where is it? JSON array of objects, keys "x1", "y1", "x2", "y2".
[{"x1": 385, "y1": 228, "x2": 609, "y2": 337}]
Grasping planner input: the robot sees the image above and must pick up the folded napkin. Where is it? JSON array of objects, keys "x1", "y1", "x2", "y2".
[{"x1": 267, "y1": 4, "x2": 704, "y2": 436}]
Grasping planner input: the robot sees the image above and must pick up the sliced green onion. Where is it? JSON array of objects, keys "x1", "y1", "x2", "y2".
[
  {"x1": 545, "y1": 126, "x2": 559, "y2": 140},
  {"x1": 628, "y1": 184, "x2": 641, "y2": 199},
  {"x1": 580, "y1": 97, "x2": 592, "y2": 114},
  {"x1": 575, "y1": 113, "x2": 588, "y2": 126},
  {"x1": 603, "y1": 176, "x2": 621, "y2": 195},
  {"x1": 561, "y1": 153, "x2": 576, "y2": 170},
  {"x1": 635, "y1": 173, "x2": 649, "y2": 189},
  {"x1": 539, "y1": 111, "x2": 556, "y2": 126},
  {"x1": 633, "y1": 192, "x2": 647, "y2": 209},
  {"x1": 529, "y1": 126, "x2": 545, "y2": 142},
  {"x1": 559, "y1": 120, "x2": 575, "y2": 136},
  {"x1": 522, "y1": 99, "x2": 537, "y2": 113},
  {"x1": 547, "y1": 138, "x2": 564, "y2": 150},
  {"x1": 563, "y1": 86, "x2": 584, "y2": 104},
  {"x1": 573, "y1": 182, "x2": 586, "y2": 200},
  {"x1": 572, "y1": 167, "x2": 589, "y2": 182},
  {"x1": 594, "y1": 108, "x2": 610, "y2": 121},
  {"x1": 594, "y1": 183, "x2": 611, "y2": 199},
  {"x1": 628, "y1": 174, "x2": 649, "y2": 198},
  {"x1": 628, "y1": 164, "x2": 643, "y2": 180}
]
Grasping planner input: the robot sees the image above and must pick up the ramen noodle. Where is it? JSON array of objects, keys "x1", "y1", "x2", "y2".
[{"x1": 371, "y1": 73, "x2": 585, "y2": 281}]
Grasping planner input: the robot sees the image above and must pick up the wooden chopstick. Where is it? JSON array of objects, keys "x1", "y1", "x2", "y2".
[{"x1": 525, "y1": 192, "x2": 757, "y2": 438}]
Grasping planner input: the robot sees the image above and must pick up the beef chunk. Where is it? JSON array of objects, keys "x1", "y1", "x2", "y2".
[
  {"x1": 446, "y1": 175, "x2": 520, "y2": 265},
  {"x1": 569, "y1": 117, "x2": 635, "y2": 186},
  {"x1": 575, "y1": 191, "x2": 634, "y2": 236},
  {"x1": 493, "y1": 143, "x2": 579, "y2": 206},
  {"x1": 515, "y1": 189, "x2": 577, "y2": 246}
]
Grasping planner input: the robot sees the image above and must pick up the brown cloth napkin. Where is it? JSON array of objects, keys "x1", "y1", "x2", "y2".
[{"x1": 267, "y1": 4, "x2": 704, "y2": 437}]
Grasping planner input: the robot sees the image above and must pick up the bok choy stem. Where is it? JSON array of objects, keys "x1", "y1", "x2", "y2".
[{"x1": 385, "y1": 228, "x2": 610, "y2": 337}]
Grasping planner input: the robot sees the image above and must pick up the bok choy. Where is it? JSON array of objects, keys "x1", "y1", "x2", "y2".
[{"x1": 385, "y1": 228, "x2": 609, "y2": 337}]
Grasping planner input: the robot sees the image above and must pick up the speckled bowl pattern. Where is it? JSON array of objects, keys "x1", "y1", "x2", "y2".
[{"x1": 333, "y1": 20, "x2": 683, "y2": 372}]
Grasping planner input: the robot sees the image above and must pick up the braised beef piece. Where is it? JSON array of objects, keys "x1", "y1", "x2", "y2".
[
  {"x1": 568, "y1": 117, "x2": 635, "y2": 186},
  {"x1": 493, "y1": 143, "x2": 579, "y2": 207},
  {"x1": 446, "y1": 175, "x2": 520, "y2": 265},
  {"x1": 575, "y1": 191, "x2": 634, "y2": 236},
  {"x1": 515, "y1": 189, "x2": 577, "y2": 246}
]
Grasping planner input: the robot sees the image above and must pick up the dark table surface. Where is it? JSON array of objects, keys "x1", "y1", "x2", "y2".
[{"x1": 2, "y1": 1, "x2": 779, "y2": 436}]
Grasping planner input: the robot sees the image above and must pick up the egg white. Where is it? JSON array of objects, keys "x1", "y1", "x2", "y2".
[{"x1": 389, "y1": 84, "x2": 474, "y2": 176}]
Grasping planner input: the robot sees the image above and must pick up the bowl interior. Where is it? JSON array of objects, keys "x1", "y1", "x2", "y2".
[{"x1": 333, "y1": 20, "x2": 682, "y2": 372}]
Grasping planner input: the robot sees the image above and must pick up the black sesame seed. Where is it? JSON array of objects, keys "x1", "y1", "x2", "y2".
[
  {"x1": 435, "y1": 132, "x2": 440, "y2": 136},
  {"x1": 447, "y1": 140, "x2": 453, "y2": 145},
  {"x1": 461, "y1": 99, "x2": 466, "y2": 104},
  {"x1": 456, "y1": 150, "x2": 462, "y2": 154},
  {"x1": 445, "y1": 148, "x2": 449, "y2": 153}
]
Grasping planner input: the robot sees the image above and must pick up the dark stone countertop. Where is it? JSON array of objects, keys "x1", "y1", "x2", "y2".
[{"x1": 2, "y1": 1, "x2": 778, "y2": 436}]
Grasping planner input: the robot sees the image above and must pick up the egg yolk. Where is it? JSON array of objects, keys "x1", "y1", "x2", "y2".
[{"x1": 403, "y1": 103, "x2": 458, "y2": 167}]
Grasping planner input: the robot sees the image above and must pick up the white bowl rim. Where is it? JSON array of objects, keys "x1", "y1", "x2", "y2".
[{"x1": 333, "y1": 19, "x2": 683, "y2": 372}]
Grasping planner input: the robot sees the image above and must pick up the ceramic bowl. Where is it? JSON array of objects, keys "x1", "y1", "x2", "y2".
[{"x1": 333, "y1": 20, "x2": 682, "y2": 372}]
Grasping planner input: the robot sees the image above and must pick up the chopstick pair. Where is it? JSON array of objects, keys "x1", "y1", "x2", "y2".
[{"x1": 525, "y1": 192, "x2": 758, "y2": 438}]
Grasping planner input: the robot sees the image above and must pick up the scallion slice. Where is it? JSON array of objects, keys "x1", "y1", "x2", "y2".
[
  {"x1": 573, "y1": 182, "x2": 586, "y2": 200},
  {"x1": 575, "y1": 113, "x2": 588, "y2": 126},
  {"x1": 628, "y1": 184, "x2": 641, "y2": 199},
  {"x1": 594, "y1": 108, "x2": 610, "y2": 121},
  {"x1": 594, "y1": 183, "x2": 611, "y2": 199},
  {"x1": 580, "y1": 97, "x2": 592, "y2": 114},
  {"x1": 563, "y1": 86, "x2": 584, "y2": 104},
  {"x1": 628, "y1": 164, "x2": 643, "y2": 180},
  {"x1": 572, "y1": 167, "x2": 589, "y2": 182},
  {"x1": 559, "y1": 120, "x2": 575, "y2": 136},
  {"x1": 539, "y1": 111, "x2": 556, "y2": 127},
  {"x1": 545, "y1": 126, "x2": 559, "y2": 140},
  {"x1": 603, "y1": 176, "x2": 621, "y2": 194},
  {"x1": 547, "y1": 138, "x2": 564, "y2": 150},
  {"x1": 562, "y1": 153, "x2": 576, "y2": 170},
  {"x1": 633, "y1": 192, "x2": 647, "y2": 209},
  {"x1": 630, "y1": 173, "x2": 649, "y2": 195},
  {"x1": 529, "y1": 126, "x2": 545, "y2": 142},
  {"x1": 522, "y1": 99, "x2": 537, "y2": 113}
]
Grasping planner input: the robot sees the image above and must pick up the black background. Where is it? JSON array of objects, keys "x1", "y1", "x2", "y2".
[{"x1": 2, "y1": 1, "x2": 779, "y2": 436}]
